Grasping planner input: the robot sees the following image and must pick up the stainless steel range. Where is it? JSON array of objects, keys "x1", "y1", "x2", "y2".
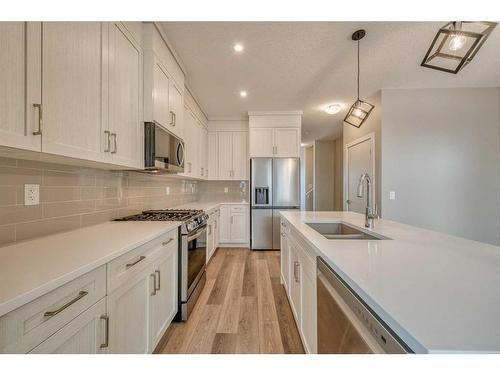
[{"x1": 116, "y1": 209, "x2": 209, "y2": 321}]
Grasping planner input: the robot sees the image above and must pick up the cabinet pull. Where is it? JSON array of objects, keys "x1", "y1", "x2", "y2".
[
  {"x1": 170, "y1": 111, "x2": 175, "y2": 126},
  {"x1": 111, "y1": 133, "x2": 117, "y2": 154},
  {"x1": 104, "y1": 130, "x2": 111, "y2": 152},
  {"x1": 32, "y1": 103, "x2": 42, "y2": 135},
  {"x1": 100, "y1": 315, "x2": 109, "y2": 349},
  {"x1": 173, "y1": 112, "x2": 176, "y2": 126},
  {"x1": 155, "y1": 270, "x2": 161, "y2": 291},
  {"x1": 208, "y1": 224, "x2": 212, "y2": 235},
  {"x1": 126, "y1": 255, "x2": 145, "y2": 269},
  {"x1": 150, "y1": 273, "x2": 157, "y2": 296},
  {"x1": 162, "y1": 238, "x2": 174, "y2": 246},
  {"x1": 231, "y1": 216, "x2": 234, "y2": 225},
  {"x1": 43, "y1": 291, "x2": 88, "y2": 317}
]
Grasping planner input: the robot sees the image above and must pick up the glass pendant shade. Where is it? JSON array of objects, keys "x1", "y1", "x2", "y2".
[
  {"x1": 344, "y1": 99, "x2": 374, "y2": 128},
  {"x1": 421, "y1": 21, "x2": 497, "y2": 74}
]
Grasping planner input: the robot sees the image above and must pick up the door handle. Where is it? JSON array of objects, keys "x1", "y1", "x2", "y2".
[
  {"x1": 100, "y1": 315, "x2": 109, "y2": 349},
  {"x1": 44, "y1": 291, "x2": 88, "y2": 317},
  {"x1": 170, "y1": 111, "x2": 175, "y2": 126},
  {"x1": 32, "y1": 103, "x2": 42, "y2": 135},
  {"x1": 104, "y1": 130, "x2": 111, "y2": 152},
  {"x1": 111, "y1": 133, "x2": 117, "y2": 154},
  {"x1": 126, "y1": 255, "x2": 145, "y2": 269},
  {"x1": 155, "y1": 270, "x2": 161, "y2": 291},
  {"x1": 162, "y1": 238, "x2": 174, "y2": 246},
  {"x1": 150, "y1": 273, "x2": 157, "y2": 296}
]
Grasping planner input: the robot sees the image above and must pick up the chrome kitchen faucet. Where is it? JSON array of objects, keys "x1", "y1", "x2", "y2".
[{"x1": 357, "y1": 173, "x2": 378, "y2": 229}]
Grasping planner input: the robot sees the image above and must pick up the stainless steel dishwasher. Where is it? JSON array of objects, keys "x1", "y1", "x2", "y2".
[{"x1": 317, "y1": 257, "x2": 410, "y2": 354}]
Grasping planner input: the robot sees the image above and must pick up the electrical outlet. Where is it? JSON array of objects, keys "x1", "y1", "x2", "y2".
[
  {"x1": 389, "y1": 191, "x2": 396, "y2": 200},
  {"x1": 24, "y1": 184, "x2": 40, "y2": 206},
  {"x1": 224, "y1": 187, "x2": 229, "y2": 193},
  {"x1": 165, "y1": 186, "x2": 170, "y2": 195}
]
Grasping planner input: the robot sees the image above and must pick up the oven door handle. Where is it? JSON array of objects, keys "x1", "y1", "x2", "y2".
[{"x1": 187, "y1": 225, "x2": 207, "y2": 242}]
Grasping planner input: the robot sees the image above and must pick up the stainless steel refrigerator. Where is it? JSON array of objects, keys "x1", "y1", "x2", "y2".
[{"x1": 251, "y1": 158, "x2": 300, "y2": 250}]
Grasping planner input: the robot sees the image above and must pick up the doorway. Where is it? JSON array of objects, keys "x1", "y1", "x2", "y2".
[{"x1": 344, "y1": 133, "x2": 375, "y2": 214}]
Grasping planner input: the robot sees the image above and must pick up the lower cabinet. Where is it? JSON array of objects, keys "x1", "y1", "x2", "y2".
[
  {"x1": 30, "y1": 298, "x2": 107, "y2": 354},
  {"x1": 0, "y1": 228, "x2": 178, "y2": 354},
  {"x1": 281, "y1": 219, "x2": 317, "y2": 354},
  {"x1": 219, "y1": 204, "x2": 248, "y2": 245},
  {"x1": 206, "y1": 210, "x2": 218, "y2": 263}
]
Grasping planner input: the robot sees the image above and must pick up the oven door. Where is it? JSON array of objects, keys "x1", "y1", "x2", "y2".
[{"x1": 182, "y1": 225, "x2": 207, "y2": 300}]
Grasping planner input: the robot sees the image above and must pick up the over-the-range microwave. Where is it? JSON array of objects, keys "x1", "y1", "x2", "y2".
[{"x1": 144, "y1": 122, "x2": 184, "y2": 174}]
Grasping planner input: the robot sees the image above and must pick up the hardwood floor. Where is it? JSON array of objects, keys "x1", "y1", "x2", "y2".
[{"x1": 157, "y1": 248, "x2": 304, "y2": 354}]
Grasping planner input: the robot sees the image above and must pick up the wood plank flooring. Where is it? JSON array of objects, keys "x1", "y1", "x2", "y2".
[{"x1": 157, "y1": 248, "x2": 304, "y2": 354}]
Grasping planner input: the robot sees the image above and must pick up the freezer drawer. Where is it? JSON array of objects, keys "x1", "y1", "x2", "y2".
[{"x1": 251, "y1": 208, "x2": 273, "y2": 249}]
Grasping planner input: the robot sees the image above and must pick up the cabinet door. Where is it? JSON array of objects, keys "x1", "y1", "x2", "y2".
[
  {"x1": 219, "y1": 205, "x2": 231, "y2": 243},
  {"x1": 289, "y1": 244, "x2": 301, "y2": 324},
  {"x1": 275, "y1": 128, "x2": 300, "y2": 157},
  {"x1": 249, "y1": 128, "x2": 274, "y2": 157},
  {"x1": 232, "y1": 132, "x2": 248, "y2": 180},
  {"x1": 42, "y1": 22, "x2": 105, "y2": 162},
  {"x1": 280, "y1": 230, "x2": 290, "y2": 294},
  {"x1": 150, "y1": 247, "x2": 178, "y2": 350},
  {"x1": 200, "y1": 125, "x2": 208, "y2": 179},
  {"x1": 300, "y1": 254, "x2": 317, "y2": 354},
  {"x1": 230, "y1": 212, "x2": 246, "y2": 243},
  {"x1": 168, "y1": 81, "x2": 184, "y2": 139},
  {"x1": 29, "y1": 298, "x2": 106, "y2": 354},
  {"x1": 152, "y1": 60, "x2": 170, "y2": 130},
  {"x1": 183, "y1": 109, "x2": 197, "y2": 176},
  {"x1": 107, "y1": 269, "x2": 153, "y2": 353},
  {"x1": 214, "y1": 211, "x2": 220, "y2": 249},
  {"x1": 207, "y1": 132, "x2": 218, "y2": 180},
  {"x1": 108, "y1": 22, "x2": 143, "y2": 168},
  {"x1": 206, "y1": 216, "x2": 215, "y2": 263},
  {"x1": 0, "y1": 22, "x2": 41, "y2": 151},
  {"x1": 217, "y1": 132, "x2": 233, "y2": 180}
]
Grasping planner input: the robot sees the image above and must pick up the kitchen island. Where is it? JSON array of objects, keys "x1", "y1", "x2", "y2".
[{"x1": 280, "y1": 210, "x2": 500, "y2": 353}]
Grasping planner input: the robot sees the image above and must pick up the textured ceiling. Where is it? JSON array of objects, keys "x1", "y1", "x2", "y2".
[{"x1": 160, "y1": 22, "x2": 500, "y2": 142}]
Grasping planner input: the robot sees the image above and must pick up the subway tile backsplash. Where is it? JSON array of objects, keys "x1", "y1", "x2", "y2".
[
  {"x1": 0, "y1": 157, "x2": 200, "y2": 246},
  {"x1": 0, "y1": 157, "x2": 250, "y2": 247}
]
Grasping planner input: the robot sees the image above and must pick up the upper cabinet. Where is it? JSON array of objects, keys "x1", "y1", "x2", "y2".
[
  {"x1": 0, "y1": 22, "x2": 41, "y2": 152},
  {"x1": 0, "y1": 22, "x2": 144, "y2": 169},
  {"x1": 143, "y1": 23, "x2": 185, "y2": 140},
  {"x1": 248, "y1": 111, "x2": 302, "y2": 158},
  {"x1": 216, "y1": 131, "x2": 248, "y2": 180}
]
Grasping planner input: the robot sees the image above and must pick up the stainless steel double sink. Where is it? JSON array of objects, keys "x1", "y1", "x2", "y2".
[{"x1": 305, "y1": 222, "x2": 390, "y2": 240}]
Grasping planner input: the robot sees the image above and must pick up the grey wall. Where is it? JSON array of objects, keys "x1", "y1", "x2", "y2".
[
  {"x1": 314, "y1": 140, "x2": 335, "y2": 211},
  {"x1": 381, "y1": 88, "x2": 500, "y2": 246},
  {"x1": 343, "y1": 91, "x2": 382, "y2": 214}
]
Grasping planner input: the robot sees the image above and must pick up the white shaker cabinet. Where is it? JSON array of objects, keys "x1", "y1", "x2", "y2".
[
  {"x1": 248, "y1": 128, "x2": 274, "y2": 157},
  {"x1": 168, "y1": 80, "x2": 184, "y2": 139},
  {"x1": 217, "y1": 131, "x2": 248, "y2": 180},
  {"x1": 107, "y1": 22, "x2": 143, "y2": 168},
  {"x1": 149, "y1": 242, "x2": 178, "y2": 349},
  {"x1": 0, "y1": 22, "x2": 41, "y2": 152},
  {"x1": 41, "y1": 22, "x2": 106, "y2": 162},
  {"x1": 218, "y1": 204, "x2": 248, "y2": 245},
  {"x1": 219, "y1": 205, "x2": 231, "y2": 243},
  {"x1": 29, "y1": 298, "x2": 107, "y2": 354},
  {"x1": 207, "y1": 132, "x2": 218, "y2": 179},
  {"x1": 217, "y1": 132, "x2": 233, "y2": 180},
  {"x1": 249, "y1": 127, "x2": 300, "y2": 158}
]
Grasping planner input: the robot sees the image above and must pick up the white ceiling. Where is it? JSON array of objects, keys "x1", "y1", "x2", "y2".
[{"x1": 160, "y1": 22, "x2": 500, "y2": 143}]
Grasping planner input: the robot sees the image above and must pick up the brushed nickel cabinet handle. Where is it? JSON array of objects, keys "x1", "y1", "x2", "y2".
[
  {"x1": 155, "y1": 270, "x2": 161, "y2": 291},
  {"x1": 111, "y1": 133, "x2": 117, "y2": 154},
  {"x1": 104, "y1": 130, "x2": 111, "y2": 152},
  {"x1": 44, "y1": 291, "x2": 88, "y2": 317},
  {"x1": 150, "y1": 273, "x2": 157, "y2": 296},
  {"x1": 126, "y1": 255, "x2": 145, "y2": 269},
  {"x1": 32, "y1": 103, "x2": 42, "y2": 135},
  {"x1": 170, "y1": 111, "x2": 175, "y2": 126},
  {"x1": 208, "y1": 224, "x2": 212, "y2": 235},
  {"x1": 162, "y1": 238, "x2": 174, "y2": 246},
  {"x1": 173, "y1": 112, "x2": 176, "y2": 126},
  {"x1": 100, "y1": 314, "x2": 109, "y2": 349}
]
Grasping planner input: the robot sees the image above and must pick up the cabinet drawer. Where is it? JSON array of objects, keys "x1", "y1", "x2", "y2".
[
  {"x1": 107, "y1": 229, "x2": 178, "y2": 293},
  {"x1": 0, "y1": 265, "x2": 106, "y2": 353},
  {"x1": 230, "y1": 205, "x2": 246, "y2": 213}
]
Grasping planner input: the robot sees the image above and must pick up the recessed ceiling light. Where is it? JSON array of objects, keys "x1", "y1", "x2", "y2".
[
  {"x1": 233, "y1": 43, "x2": 244, "y2": 52},
  {"x1": 325, "y1": 104, "x2": 342, "y2": 114},
  {"x1": 240, "y1": 91, "x2": 247, "y2": 98}
]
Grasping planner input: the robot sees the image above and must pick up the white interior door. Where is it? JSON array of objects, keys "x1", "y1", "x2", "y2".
[{"x1": 346, "y1": 135, "x2": 374, "y2": 214}]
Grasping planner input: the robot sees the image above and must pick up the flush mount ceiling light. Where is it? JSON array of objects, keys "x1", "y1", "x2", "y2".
[
  {"x1": 240, "y1": 90, "x2": 247, "y2": 98},
  {"x1": 344, "y1": 29, "x2": 374, "y2": 129},
  {"x1": 325, "y1": 104, "x2": 342, "y2": 114},
  {"x1": 233, "y1": 43, "x2": 244, "y2": 52},
  {"x1": 421, "y1": 21, "x2": 497, "y2": 74}
]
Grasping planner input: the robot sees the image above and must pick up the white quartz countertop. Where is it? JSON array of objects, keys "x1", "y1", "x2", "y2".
[
  {"x1": 280, "y1": 210, "x2": 500, "y2": 353},
  {"x1": 0, "y1": 221, "x2": 180, "y2": 317}
]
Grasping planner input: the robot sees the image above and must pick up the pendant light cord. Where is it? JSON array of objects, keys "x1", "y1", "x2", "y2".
[{"x1": 357, "y1": 39, "x2": 360, "y2": 100}]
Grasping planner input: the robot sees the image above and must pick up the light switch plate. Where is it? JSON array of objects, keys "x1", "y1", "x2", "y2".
[
  {"x1": 224, "y1": 187, "x2": 229, "y2": 193},
  {"x1": 165, "y1": 186, "x2": 170, "y2": 195},
  {"x1": 389, "y1": 191, "x2": 396, "y2": 200},
  {"x1": 24, "y1": 184, "x2": 40, "y2": 206}
]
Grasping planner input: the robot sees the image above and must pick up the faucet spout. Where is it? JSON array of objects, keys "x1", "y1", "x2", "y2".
[{"x1": 356, "y1": 173, "x2": 377, "y2": 228}]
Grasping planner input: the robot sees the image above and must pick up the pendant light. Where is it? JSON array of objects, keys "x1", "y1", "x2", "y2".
[
  {"x1": 421, "y1": 21, "x2": 497, "y2": 74},
  {"x1": 344, "y1": 29, "x2": 374, "y2": 129}
]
